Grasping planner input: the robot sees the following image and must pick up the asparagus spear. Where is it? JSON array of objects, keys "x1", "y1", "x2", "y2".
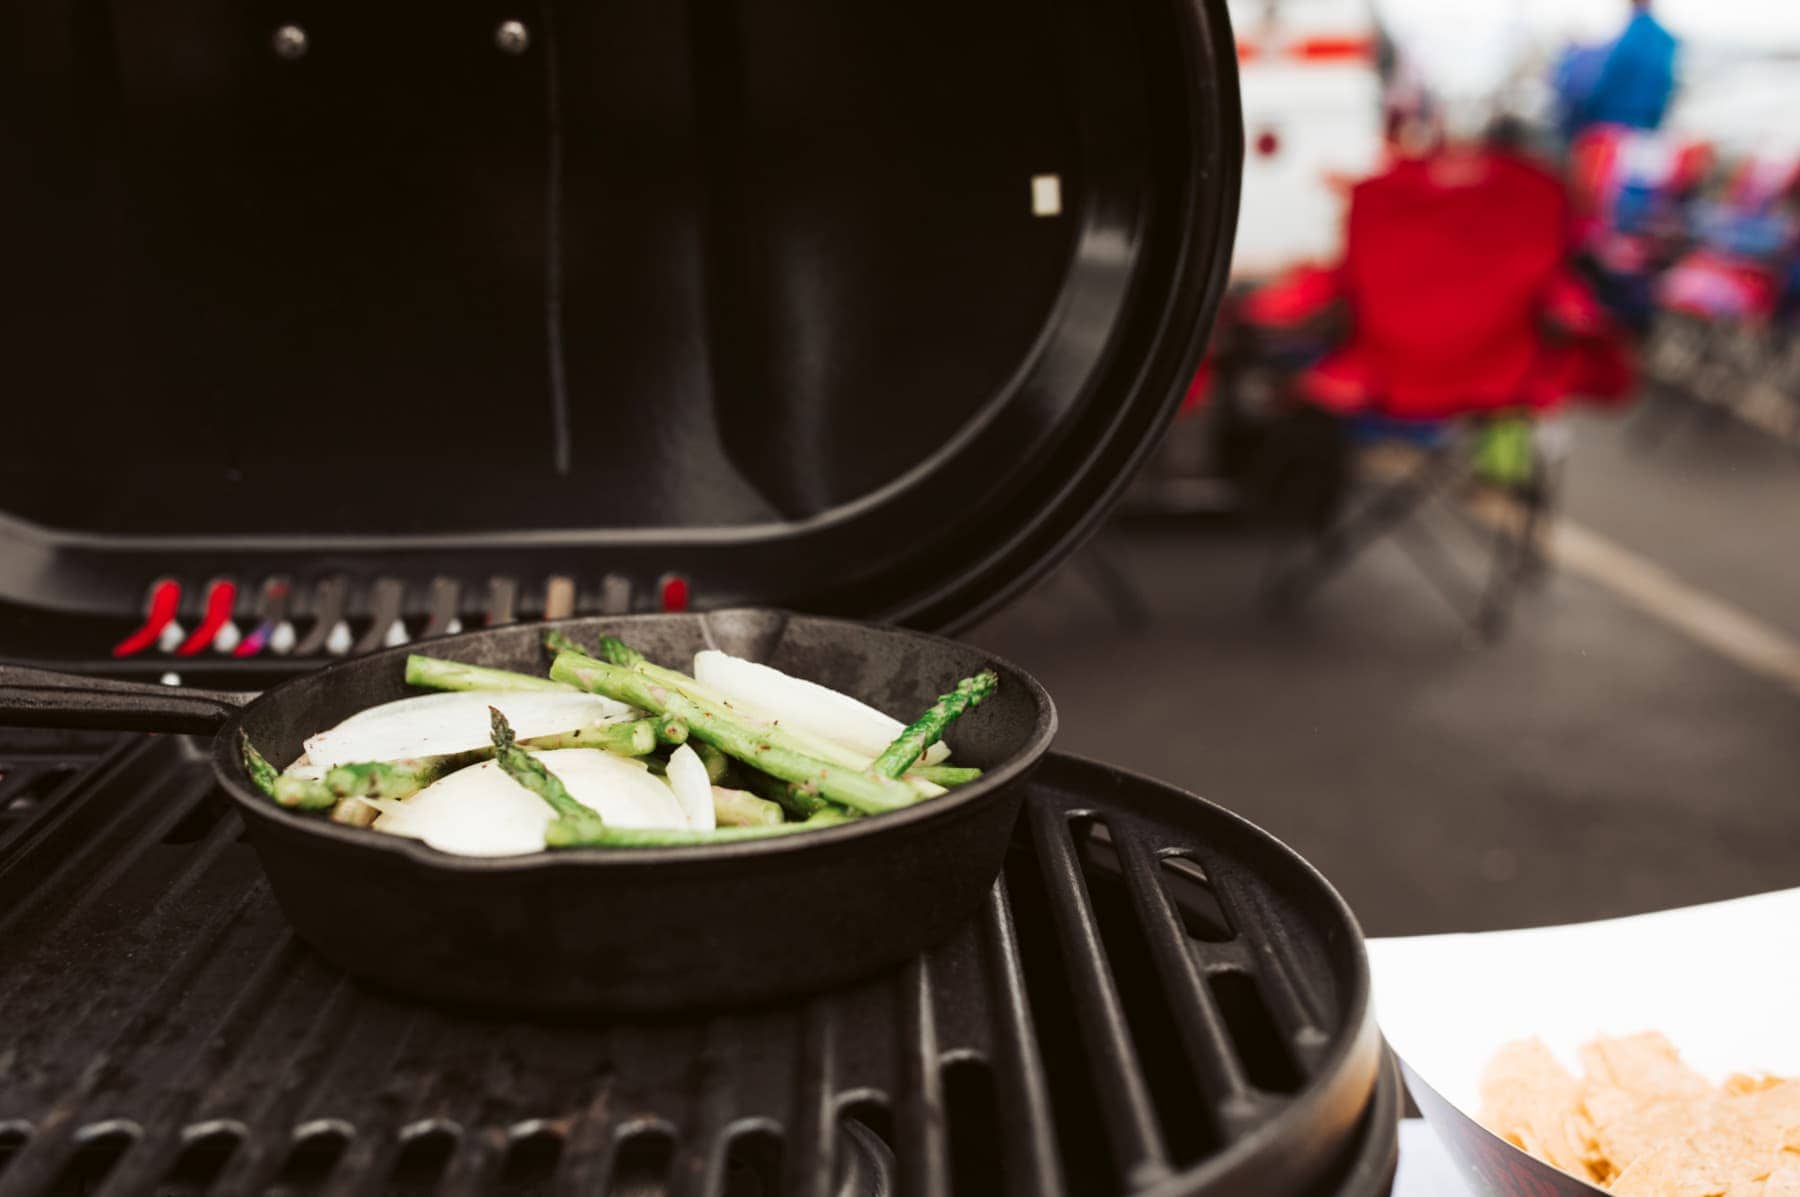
[
  {"x1": 240, "y1": 732, "x2": 281, "y2": 799},
  {"x1": 488, "y1": 707, "x2": 608, "y2": 843},
  {"x1": 405, "y1": 654, "x2": 572, "y2": 694},
  {"x1": 595, "y1": 636, "x2": 876, "y2": 772},
  {"x1": 592, "y1": 635, "x2": 943, "y2": 802},
  {"x1": 870, "y1": 670, "x2": 997, "y2": 779},
  {"x1": 272, "y1": 773, "x2": 340, "y2": 811},
  {"x1": 331, "y1": 799, "x2": 381, "y2": 828},
  {"x1": 322, "y1": 756, "x2": 467, "y2": 800},
  {"x1": 320, "y1": 754, "x2": 476, "y2": 827},
  {"x1": 550, "y1": 651, "x2": 918, "y2": 815},
  {"x1": 651, "y1": 715, "x2": 690, "y2": 747},
  {"x1": 911, "y1": 764, "x2": 982, "y2": 787},
  {"x1": 739, "y1": 765, "x2": 830, "y2": 819},
  {"x1": 545, "y1": 809, "x2": 849, "y2": 848},
  {"x1": 711, "y1": 786, "x2": 787, "y2": 828},
  {"x1": 542, "y1": 629, "x2": 591, "y2": 660},
  {"x1": 693, "y1": 741, "x2": 730, "y2": 784},
  {"x1": 525, "y1": 719, "x2": 659, "y2": 756},
  {"x1": 597, "y1": 635, "x2": 645, "y2": 667}
]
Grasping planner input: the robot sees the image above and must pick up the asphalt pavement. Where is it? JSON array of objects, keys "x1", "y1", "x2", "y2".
[{"x1": 970, "y1": 409, "x2": 1800, "y2": 937}]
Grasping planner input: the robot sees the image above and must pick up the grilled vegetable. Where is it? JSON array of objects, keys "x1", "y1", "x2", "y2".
[
  {"x1": 544, "y1": 809, "x2": 851, "y2": 848},
  {"x1": 240, "y1": 732, "x2": 280, "y2": 799},
  {"x1": 272, "y1": 773, "x2": 340, "y2": 811},
  {"x1": 599, "y1": 638, "x2": 945, "y2": 799},
  {"x1": 870, "y1": 670, "x2": 997, "y2": 779},
  {"x1": 664, "y1": 743, "x2": 716, "y2": 831},
  {"x1": 330, "y1": 798, "x2": 382, "y2": 828},
  {"x1": 711, "y1": 786, "x2": 786, "y2": 828},
  {"x1": 360, "y1": 760, "x2": 560, "y2": 856},
  {"x1": 598, "y1": 637, "x2": 863, "y2": 762},
  {"x1": 911, "y1": 764, "x2": 982, "y2": 787},
  {"x1": 490, "y1": 708, "x2": 608, "y2": 844},
  {"x1": 542, "y1": 629, "x2": 592, "y2": 660},
  {"x1": 550, "y1": 651, "x2": 919, "y2": 815},
  {"x1": 268, "y1": 631, "x2": 999, "y2": 857},
  {"x1": 405, "y1": 654, "x2": 572, "y2": 694},
  {"x1": 525, "y1": 719, "x2": 660, "y2": 756},
  {"x1": 693, "y1": 649, "x2": 952, "y2": 766},
  {"x1": 739, "y1": 764, "x2": 831, "y2": 819},
  {"x1": 693, "y1": 741, "x2": 731, "y2": 784},
  {"x1": 323, "y1": 756, "x2": 469, "y2": 801},
  {"x1": 303, "y1": 689, "x2": 633, "y2": 770},
  {"x1": 597, "y1": 635, "x2": 645, "y2": 667}
]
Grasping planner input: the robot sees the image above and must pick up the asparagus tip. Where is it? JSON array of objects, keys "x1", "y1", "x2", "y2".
[{"x1": 489, "y1": 705, "x2": 516, "y2": 752}]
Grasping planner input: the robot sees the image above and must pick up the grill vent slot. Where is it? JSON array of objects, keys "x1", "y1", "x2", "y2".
[
  {"x1": 52, "y1": 1124, "x2": 137, "y2": 1192},
  {"x1": 608, "y1": 1128, "x2": 675, "y2": 1195},
  {"x1": 721, "y1": 1127, "x2": 785, "y2": 1197},
  {"x1": 161, "y1": 1127, "x2": 241, "y2": 1194},
  {"x1": 1158, "y1": 854, "x2": 1235, "y2": 943},
  {"x1": 0, "y1": 1125, "x2": 28, "y2": 1179},
  {"x1": 1069, "y1": 816, "x2": 1219, "y2": 1168},
  {"x1": 833, "y1": 1104, "x2": 898, "y2": 1196},
  {"x1": 837, "y1": 1098, "x2": 893, "y2": 1155},
  {"x1": 942, "y1": 1055, "x2": 1003, "y2": 1196},
  {"x1": 1210, "y1": 970, "x2": 1304, "y2": 1094},
  {"x1": 387, "y1": 1124, "x2": 458, "y2": 1193},
  {"x1": 497, "y1": 1126, "x2": 564, "y2": 1187},
  {"x1": 272, "y1": 1127, "x2": 349, "y2": 1192}
]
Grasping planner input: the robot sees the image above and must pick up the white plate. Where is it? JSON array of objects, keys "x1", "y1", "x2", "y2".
[{"x1": 1369, "y1": 887, "x2": 1800, "y2": 1193}]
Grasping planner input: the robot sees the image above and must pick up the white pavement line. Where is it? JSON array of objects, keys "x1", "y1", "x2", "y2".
[{"x1": 1548, "y1": 518, "x2": 1800, "y2": 699}]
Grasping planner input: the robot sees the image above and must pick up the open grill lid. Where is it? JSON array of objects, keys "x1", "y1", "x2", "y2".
[{"x1": 0, "y1": 0, "x2": 1241, "y2": 651}]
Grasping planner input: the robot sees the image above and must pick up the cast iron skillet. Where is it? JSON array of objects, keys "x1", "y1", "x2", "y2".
[{"x1": 0, "y1": 609, "x2": 1056, "y2": 1013}]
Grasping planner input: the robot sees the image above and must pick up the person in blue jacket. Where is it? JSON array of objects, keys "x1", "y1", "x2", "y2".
[{"x1": 1556, "y1": 0, "x2": 1679, "y2": 138}]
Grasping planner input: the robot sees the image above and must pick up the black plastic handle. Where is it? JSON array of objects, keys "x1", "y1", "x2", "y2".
[{"x1": 0, "y1": 664, "x2": 253, "y2": 735}]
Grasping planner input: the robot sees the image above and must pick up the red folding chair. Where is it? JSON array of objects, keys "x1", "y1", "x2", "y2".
[{"x1": 1258, "y1": 148, "x2": 1634, "y2": 637}]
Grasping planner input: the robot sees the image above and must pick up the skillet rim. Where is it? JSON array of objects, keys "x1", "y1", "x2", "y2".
[{"x1": 207, "y1": 609, "x2": 1057, "y2": 872}]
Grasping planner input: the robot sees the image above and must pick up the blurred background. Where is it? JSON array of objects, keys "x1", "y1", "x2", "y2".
[{"x1": 972, "y1": 0, "x2": 1800, "y2": 938}]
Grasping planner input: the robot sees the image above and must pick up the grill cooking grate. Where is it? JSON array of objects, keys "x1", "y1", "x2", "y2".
[{"x1": 0, "y1": 736, "x2": 1394, "y2": 1196}]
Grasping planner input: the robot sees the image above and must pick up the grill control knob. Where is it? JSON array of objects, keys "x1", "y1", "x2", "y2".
[
  {"x1": 494, "y1": 20, "x2": 530, "y2": 54},
  {"x1": 272, "y1": 24, "x2": 308, "y2": 60}
]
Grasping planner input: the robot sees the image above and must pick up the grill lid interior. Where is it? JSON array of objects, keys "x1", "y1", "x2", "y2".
[{"x1": 0, "y1": 0, "x2": 1240, "y2": 643}]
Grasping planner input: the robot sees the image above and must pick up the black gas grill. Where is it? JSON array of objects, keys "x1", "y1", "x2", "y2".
[
  {"x1": 0, "y1": 0, "x2": 1406, "y2": 1190},
  {"x1": 0, "y1": 734, "x2": 1396, "y2": 1196}
]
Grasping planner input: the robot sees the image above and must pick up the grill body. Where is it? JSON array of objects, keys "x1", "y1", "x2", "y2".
[{"x1": 0, "y1": 738, "x2": 1394, "y2": 1196}]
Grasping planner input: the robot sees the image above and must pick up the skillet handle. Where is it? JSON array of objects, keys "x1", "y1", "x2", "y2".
[{"x1": 0, "y1": 664, "x2": 252, "y2": 734}]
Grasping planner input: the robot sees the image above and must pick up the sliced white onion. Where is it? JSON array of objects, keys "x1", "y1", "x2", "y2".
[
  {"x1": 693, "y1": 650, "x2": 950, "y2": 766},
  {"x1": 663, "y1": 744, "x2": 716, "y2": 831},
  {"x1": 537, "y1": 748, "x2": 689, "y2": 830},
  {"x1": 304, "y1": 689, "x2": 634, "y2": 769},
  {"x1": 369, "y1": 760, "x2": 554, "y2": 856},
  {"x1": 283, "y1": 754, "x2": 326, "y2": 782},
  {"x1": 368, "y1": 748, "x2": 688, "y2": 856}
]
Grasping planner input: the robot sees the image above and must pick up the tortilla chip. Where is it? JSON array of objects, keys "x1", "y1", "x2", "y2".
[
  {"x1": 1590, "y1": 1095, "x2": 1720, "y2": 1178},
  {"x1": 1581, "y1": 1034, "x2": 1713, "y2": 1103},
  {"x1": 1730, "y1": 1081, "x2": 1800, "y2": 1135},
  {"x1": 1611, "y1": 1138, "x2": 1730, "y2": 1196},
  {"x1": 1760, "y1": 1155, "x2": 1800, "y2": 1197},
  {"x1": 1481, "y1": 1037, "x2": 1599, "y2": 1178},
  {"x1": 1482, "y1": 1034, "x2": 1795, "y2": 1193}
]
